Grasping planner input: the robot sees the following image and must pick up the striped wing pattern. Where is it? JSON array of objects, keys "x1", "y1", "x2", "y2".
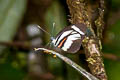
[{"x1": 52, "y1": 23, "x2": 87, "y2": 53}]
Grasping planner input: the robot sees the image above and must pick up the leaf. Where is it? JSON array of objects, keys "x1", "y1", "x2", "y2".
[{"x1": 0, "y1": 0, "x2": 27, "y2": 53}]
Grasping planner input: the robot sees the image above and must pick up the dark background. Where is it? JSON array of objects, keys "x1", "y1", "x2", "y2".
[{"x1": 0, "y1": 0, "x2": 120, "y2": 80}]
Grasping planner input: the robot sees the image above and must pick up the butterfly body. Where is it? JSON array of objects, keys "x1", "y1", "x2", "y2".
[{"x1": 51, "y1": 23, "x2": 87, "y2": 53}]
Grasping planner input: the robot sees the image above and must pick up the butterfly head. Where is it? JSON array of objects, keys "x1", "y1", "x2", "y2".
[{"x1": 50, "y1": 37, "x2": 56, "y2": 46}]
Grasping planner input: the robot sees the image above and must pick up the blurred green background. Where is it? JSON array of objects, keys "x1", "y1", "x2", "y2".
[{"x1": 0, "y1": 0, "x2": 120, "y2": 80}]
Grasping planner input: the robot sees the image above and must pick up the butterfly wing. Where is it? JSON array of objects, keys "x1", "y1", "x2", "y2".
[
  {"x1": 61, "y1": 32, "x2": 85, "y2": 53},
  {"x1": 53, "y1": 23, "x2": 87, "y2": 53}
]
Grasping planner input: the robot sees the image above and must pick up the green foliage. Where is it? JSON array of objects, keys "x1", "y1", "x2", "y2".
[
  {"x1": 0, "y1": 63, "x2": 25, "y2": 80},
  {"x1": 111, "y1": 0, "x2": 120, "y2": 9},
  {"x1": 103, "y1": 19, "x2": 120, "y2": 80},
  {"x1": 104, "y1": 59, "x2": 120, "y2": 80},
  {"x1": 103, "y1": 19, "x2": 120, "y2": 55},
  {"x1": 0, "y1": 0, "x2": 27, "y2": 80}
]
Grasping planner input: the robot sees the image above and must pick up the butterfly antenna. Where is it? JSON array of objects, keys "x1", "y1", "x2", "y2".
[
  {"x1": 37, "y1": 25, "x2": 51, "y2": 37},
  {"x1": 37, "y1": 25, "x2": 53, "y2": 47},
  {"x1": 51, "y1": 22, "x2": 55, "y2": 37}
]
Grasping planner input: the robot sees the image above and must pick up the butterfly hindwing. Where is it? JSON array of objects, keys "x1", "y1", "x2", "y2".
[
  {"x1": 61, "y1": 30, "x2": 85, "y2": 53},
  {"x1": 65, "y1": 33, "x2": 85, "y2": 53},
  {"x1": 67, "y1": 39, "x2": 82, "y2": 53}
]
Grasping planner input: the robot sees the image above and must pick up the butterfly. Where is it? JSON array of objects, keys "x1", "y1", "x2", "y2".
[{"x1": 50, "y1": 23, "x2": 87, "y2": 53}]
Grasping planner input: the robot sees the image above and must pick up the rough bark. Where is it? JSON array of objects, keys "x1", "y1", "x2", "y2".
[{"x1": 66, "y1": 0, "x2": 107, "y2": 80}]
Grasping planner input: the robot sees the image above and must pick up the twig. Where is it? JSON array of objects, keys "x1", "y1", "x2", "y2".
[
  {"x1": 0, "y1": 41, "x2": 31, "y2": 50},
  {"x1": 34, "y1": 48, "x2": 99, "y2": 80},
  {"x1": 103, "y1": 53, "x2": 120, "y2": 61}
]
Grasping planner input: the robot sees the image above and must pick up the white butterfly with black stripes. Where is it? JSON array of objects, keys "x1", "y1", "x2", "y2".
[{"x1": 51, "y1": 23, "x2": 87, "y2": 53}]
